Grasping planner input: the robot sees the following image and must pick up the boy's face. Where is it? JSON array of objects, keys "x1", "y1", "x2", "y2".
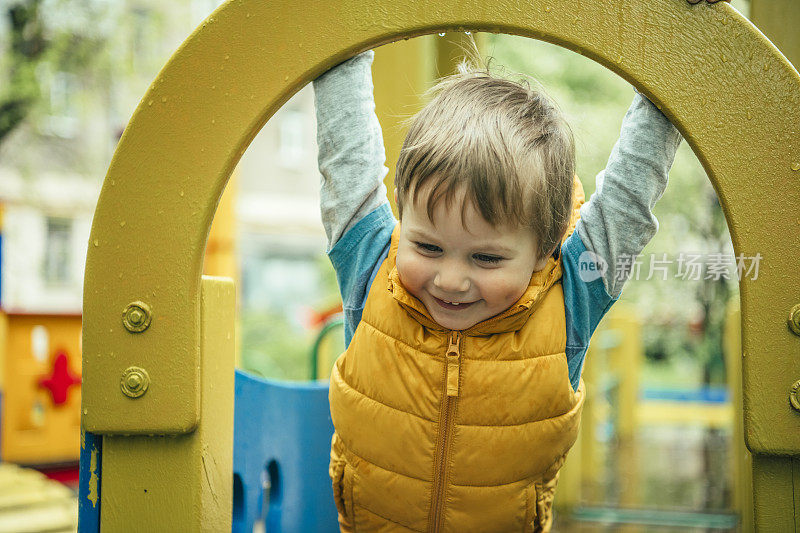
[{"x1": 396, "y1": 185, "x2": 549, "y2": 331}]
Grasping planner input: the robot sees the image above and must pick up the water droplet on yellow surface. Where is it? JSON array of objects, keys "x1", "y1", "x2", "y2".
[
  {"x1": 284, "y1": 75, "x2": 289, "y2": 81},
  {"x1": 792, "y1": 162, "x2": 800, "y2": 171},
  {"x1": 211, "y1": 119, "x2": 215, "y2": 124},
  {"x1": 225, "y1": 54, "x2": 230, "y2": 60},
  {"x1": 120, "y1": 221, "x2": 126, "y2": 227},
  {"x1": 162, "y1": 96, "x2": 167, "y2": 103},
  {"x1": 180, "y1": 190, "x2": 185, "y2": 197},
  {"x1": 746, "y1": 110, "x2": 752, "y2": 120},
  {"x1": 148, "y1": 100, "x2": 153, "y2": 106},
  {"x1": 545, "y1": 6, "x2": 551, "y2": 12},
  {"x1": 721, "y1": 54, "x2": 727, "y2": 62},
  {"x1": 93, "y1": 239, "x2": 99, "y2": 247}
]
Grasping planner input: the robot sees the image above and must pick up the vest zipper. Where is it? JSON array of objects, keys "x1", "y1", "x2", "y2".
[{"x1": 429, "y1": 331, "x2": 461, "y2": 532}]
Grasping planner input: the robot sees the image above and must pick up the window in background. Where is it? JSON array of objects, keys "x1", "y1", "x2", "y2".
[{"x1": 43, "y1": 217, "x2": 72, "y2": 286}]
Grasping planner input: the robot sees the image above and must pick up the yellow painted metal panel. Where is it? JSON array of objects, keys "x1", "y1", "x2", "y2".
[
  {"x1": 3, "y1": 315, "x2": 82, "y2": 464},
  {"x1": 636, "y1": 401, "x2": 733, "y2": 427},
  {"x1": 724, "y1": 299, "x2": 753, "y2": 532},
  {"x1": 751, "y1": 0, "x2": 800, "y2": 69},
  {"x1": 100, "y1": 277, "x2": 234, "y2": 531},
  {"x1": 752, "y1": 454, "x2": 794, "y2": 531},
  {"x1": 373, "y1": 37, "x2": 433, "y2": 214}
]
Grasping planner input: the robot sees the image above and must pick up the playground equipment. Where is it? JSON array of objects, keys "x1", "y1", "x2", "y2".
[
  {"x1": 557, "y1": 301, "x2": 743, "y2": 529},
  {"x1": 0, "y1": 200, "x2": 89, "y2": 472},
  {"x1": 79, "y1": 0, "x2": 800, "y2": 530}
]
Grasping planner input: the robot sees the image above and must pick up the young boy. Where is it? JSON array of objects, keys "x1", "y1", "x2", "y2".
[{"x1": 314, "y1": 48, "x2": 680, "y2": 532}]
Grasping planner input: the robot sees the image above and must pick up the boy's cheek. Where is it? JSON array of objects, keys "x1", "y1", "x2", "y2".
[
  {"x1": 396, "y1": 251, "x2": 426, "y2": 295},
  {"x1": 485, "y1": 272, "x2": 531, "y2": 306}
]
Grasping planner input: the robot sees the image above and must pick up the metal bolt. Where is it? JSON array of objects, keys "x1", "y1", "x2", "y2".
[
  {"x1": 789, "y1": 304, "x2": 800, "y2": 336},
  {"x1": 123, "y1": 301, "x2": 152, "y2": 333},
  {"x1": 121, "y1": 367, "x2": 150, "y2": 398},
  {"x1": 791, "y1": 380, "x2": 800, "y2": 412}
]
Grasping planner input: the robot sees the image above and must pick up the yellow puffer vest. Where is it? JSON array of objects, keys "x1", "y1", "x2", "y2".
[{"x1": 329, "y1": 179, "x2": 586, "y2": 533}]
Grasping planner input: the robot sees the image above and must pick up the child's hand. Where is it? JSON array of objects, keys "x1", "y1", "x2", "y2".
[{"x1": 686, "y1": 0, "x2": 729, "y2": 4}]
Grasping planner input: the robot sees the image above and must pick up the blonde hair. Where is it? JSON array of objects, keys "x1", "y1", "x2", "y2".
[{"x1": 395, "y1": 55, "x2": 575, "y2": 261}]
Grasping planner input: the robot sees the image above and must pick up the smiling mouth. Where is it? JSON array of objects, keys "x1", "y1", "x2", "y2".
[{"x1": 433, "y1": 296, "x2": 476, "y2": 311}]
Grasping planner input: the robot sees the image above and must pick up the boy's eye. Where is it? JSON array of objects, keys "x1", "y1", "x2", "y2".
[
  {"x1": 474, "y1": 254, "x2": 503, "y2": 264},
  {"x1": 415, "y1": 242, "x2": 441, "y2": 253}
]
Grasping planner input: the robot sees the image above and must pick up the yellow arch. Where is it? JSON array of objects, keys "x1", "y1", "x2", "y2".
[{"x1": 82, "y1": 0, "x2": 800, "y2": 527}]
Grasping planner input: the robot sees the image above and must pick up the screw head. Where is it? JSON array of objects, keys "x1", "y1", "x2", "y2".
[
  {"x1": 791, "y1": 380, "x2": 800, "y2": 412},
  {"x1": 123, "y1": 302, "x2": 152, "y2": 333},
  {"x1": 789, "y1": 304, "x2": 800, "y2": 336},
  {"x1": 121, "y1": 367, "x2": 150, "y2": 398}
]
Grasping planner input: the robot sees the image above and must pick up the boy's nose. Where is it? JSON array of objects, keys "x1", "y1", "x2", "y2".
[{"x1": 433, "y1": 269, "x2": 470, "y2": 294}]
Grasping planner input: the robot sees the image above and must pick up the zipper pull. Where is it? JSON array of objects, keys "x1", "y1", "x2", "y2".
[{"x1": 446, "y1": 331, "x2": 461, "y2": 397}]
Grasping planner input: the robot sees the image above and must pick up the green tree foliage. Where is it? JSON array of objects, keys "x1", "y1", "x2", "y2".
[{"x1": 0, "y1": 0, "x2": 109, "y2": 146}]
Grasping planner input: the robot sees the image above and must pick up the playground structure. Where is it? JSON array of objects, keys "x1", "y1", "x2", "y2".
[
  {"x1": 77, "y1": 0, "x2": 800, "y2": 531},
  {"x1": 0, "y1": 186, "x2": 95, "y2": 471}
]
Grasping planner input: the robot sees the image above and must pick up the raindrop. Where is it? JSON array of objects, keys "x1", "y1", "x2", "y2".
[
  {"x1": 792, "y1": 162, "x2": 800, "y2": 171},
  {"x1": 545, "y1": 6, "x2": 551, "y2": 12},
  {"x1": 93, "y1": 239, "x2": 99, "y2": 247},
  {"x1": 120, "y1": 221, "x2": 126, "y2": 227}
]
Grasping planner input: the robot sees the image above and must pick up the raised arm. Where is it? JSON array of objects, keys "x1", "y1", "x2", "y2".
[
  {"x1": 313, "y1": 50, "x2": 390, "y2": 251},
  {"x1": 575, "y1": 92, "x2": 683, "y2": 298}
]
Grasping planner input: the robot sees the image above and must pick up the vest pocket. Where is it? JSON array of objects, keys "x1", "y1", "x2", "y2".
[
  {"x1": 524, "y1": 482, "x2": 539, "y2": 532},
  {"x1": 332, "y1": 459, "x2": 355, "y2": 528},
  {"x1": 527, "y1": 479, "x2": 558, "y2": 533}
]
